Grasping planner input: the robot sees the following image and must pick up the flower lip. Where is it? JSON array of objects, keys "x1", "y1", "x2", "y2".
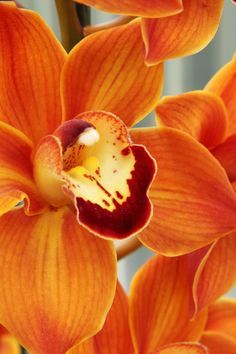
[{"x1": 33, "y1": 111, "x2": 157, "y2": 239}]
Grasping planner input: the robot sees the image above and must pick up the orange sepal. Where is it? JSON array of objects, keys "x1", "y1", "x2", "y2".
[
  {"x1": 201, "y1": 331, "x2": 236, "y2": 354},
  {"x1": 205, "y1": 298, "x2": 236, "y2": 339},
  {"x1": 69, "y1": 282, "x2": 133, "y2": 354},
  {"x1": 156, "y1": 342, "x2": 208, "y2": 354},
  {"x1": 156, "y1": 91, "x2": 228, "y2": 149},
  {"x1": 131, "y1": 127, "x2": 236, "y2": 256},
  {"x1": 0, "y1": 121, "x2": 47, "y2": 216},
  {"x1": 212, "y1": 134, "x2": 236, "y2": 182},
  {"x1": 205, "y1": 55, "x2": 236, "y2": 138},
  {"x1": 142, "y1": 0, "x2": 223, "y2": 65},
  {"x1": 0, "y1": 207, "x2": 117, "y2": 354},
  {"x1": 0, "y1": 325, "x2": 20, "y2": 354},
  {"x1": 74, "y1": 0, "x2": 183, "y2": 17},
  {"x1": 0, "y1": 2, "x2": 66, "y2": 144},
  {"x1": 191, "y1": 233, "x2": 236, "y2": 315},
  {"x1": 62, "y1": 19, "x2": 164, "y2": 127},
  {"x1": 129, "y1": 255, "x2": 207, "y2": 354}
]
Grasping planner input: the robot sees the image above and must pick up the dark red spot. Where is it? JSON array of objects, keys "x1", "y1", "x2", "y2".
[
  {"x1": 116, "y1": 191, "x2": 123, "y2": 199},
  {"x1": 121, "y1": 147, "x2": 130, "y2": 156},
  {"x1": 103, "y1": 200, "x2": 110, "y2": 207}
]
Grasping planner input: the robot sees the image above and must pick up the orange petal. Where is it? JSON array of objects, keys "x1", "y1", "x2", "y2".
[
  {"x1": 74, "y1": 0, "x2": 183, "y2": 17},
  {"x1": 129, "y1": 255, "x2": 207, "y2": 354},
  {"x1": 131, "y1": 127, "x2": 236, "y2": 256},
  {"x1": 211, "y1": 134, "x2": 236, "y2": 182},
  {"x1": 34, "y1": 113, "x2": 157, "y2": 239},
  {"x1": 142, "y1": 0, "x2": 223, "y2": 65},
  {"x1": 205, "y1": 298, "x2": 236, "y2": 339},
  {"x1": 156, "y1": 91, "x2": 228, "y2": 149},
  {"x1": 191, "y1": 233, "x2": 236, "y2": 315},
  {"x1": 201, "y1": 331, "x2": 236, "y2": 354},
  {"x1": 0, "y1": 121, "x2": 47, "y2": 216},
  {"x1": 69, "y1": 282, "x2": 133, "y2": 354},
  {"x1": 61, "y1": 19, "x2": 164, "y2": 127},
  {"x1": 0, "y1": 2, "x2": 66, "y2": 144},
  {"x1": 205, "y1": 55, "x2": 236, "y2": 138},
  {"x1": 156, "y1": 343, "x2": 208, "y2": 354},
  {"x1": 0, "y1": 207, "x2": 117, "y2": 354},
  {"x1": 0, "y1": 325, "x2": 20, "y2": 354}
]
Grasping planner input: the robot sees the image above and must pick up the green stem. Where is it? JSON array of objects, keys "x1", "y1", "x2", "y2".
[{"x1": 55, "y1": 0, "x2": 84, "y2": 52}]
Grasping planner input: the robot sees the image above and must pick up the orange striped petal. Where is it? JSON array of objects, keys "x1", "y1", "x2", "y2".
[
  {"x1": 212, "y1": 134, "x2": 236, "y2": 182},
  {"x1": 156, "y1": 343, "x2": 208, "y2": 354},
  {"x1": 142, "y1": 0, "x2": 223, "y2": 65},
  {"x1": 131, "y1": 127, "x2": 236, "y2": 256},
  {"x1": 0, "y1": 121, "x2": 47, "y2": 216},
  {"x1": 62, "y1": 19, "x2": 164, "y2": 127},
  {"x1": 156, "y1": 91, "x2": 228, "y2": 149},
  {"x1": 34, "y1": 113, "x2": 156, "y2": 239},
  {"x1": 74, "y1": 0, "x2": 183, "y2": 17},
  {"x1": 0, "y1": 325, "x2": 20, "y2": 354},
  {"x1": 205, "y1": 55, "x2": 236, "y2": 138},
  {"x1": 0, "y1": 2, "x2": 66, "y2": 144},
  {"x1": 191, "y1": 233, "x2": 236, "y2": 315},
  {"x1": 129, "y1": 256, "x2": 207, "y2": 354},
  {"x1": 205, "y1": 298, "x2": 236, "y2": 339},
  {"x1": 69, "y1": 282, "x2": 133, "y2": 354},
  {"x1": 201, "y1": 331, "x2": 236, "y2": 354},
  {"x1": 0, "y1": 207, "x2": 117, "y2": 354}
]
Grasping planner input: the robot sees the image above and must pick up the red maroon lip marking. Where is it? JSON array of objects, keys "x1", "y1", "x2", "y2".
[{"x1": 75, "y1": 145, "x2": 156, "y2": 239}]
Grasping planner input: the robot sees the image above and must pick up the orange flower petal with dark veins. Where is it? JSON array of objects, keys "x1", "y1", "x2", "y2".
[
  {"x1": 156, "y1": 91, "x2": 228, "y2": 149},
  {"x1": 0, "y1": 325, "x2": 20, "y2": 354},
  {"x1": 156, "y1": 343, "x2": 208, "y2": 354},
  {"x1": 34, "y1": 112, "x2": 156, "y2": 240},
  {"x1": 212, "y1": 134, "x2": 236, "y2": 182},
  {"x1": 190, "y1": 233, "x2": 236, "y2": 316},
  {"x1": 131, "y1": 127, "x2": 236, "y2": 256},
  {"x1": 205, "y1": 55, "x2": 236, "y2": 138},
  {"x1": 61, "y1": 19, "x2": 164, "y2": 128},
  {"x1": 205, "y1": 298, "x2": 236, "y2": 339},
  {"x1": 69, "y1": 282, "x2": 133, "y2": 354},
  {"x1": 0, "y1": 207, "x2": 116, "y2": 354},
  {"x1": 0, "y1": 2, "x2": 66, "y2": 144},
  {"x1": 0, "y1": 121, "x2": 47, "y2": 216},
  {"x1": 201, "y1": 331, "x2": 236, "y2": 354},
  {"x1": 142, "y1": 0, "x2": 223, "y2": 65},
  {"x1": 129, "y1": 256, "x2": 207, "y2": 354},
  {"x1": 74, "y1": 0, "x2": 183, "y2": 17}
]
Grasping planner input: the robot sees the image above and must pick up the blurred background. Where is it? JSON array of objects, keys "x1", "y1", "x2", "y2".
[{"x1": 19, "y1": 0, "x2": 236, "y2": 296}]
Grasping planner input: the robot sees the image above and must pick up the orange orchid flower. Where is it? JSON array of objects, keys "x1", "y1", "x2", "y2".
[
  {"x1": 75, "y1": 0, "x2": 224, "y2": 65},
  {"x1": 130, "y1": 55, "x2": 236, "y2": 317},
  {"x1": 0, "y1": 2, "x2": 165, "y2": 354},
  {"x1": 69, "y1": 255, "x2": 236, "y2": 354},
  {"x1": 0, "y1": 325, "x2": 20, "y2": 354}
]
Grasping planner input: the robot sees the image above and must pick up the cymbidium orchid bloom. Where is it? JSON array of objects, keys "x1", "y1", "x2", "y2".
[
  {"x1": 0, "y1": 2, "x2": 165, "y2": 353},
  {"x1": 68, "y1": 255, "x2": 236, "y2": 354},
  {"x1": 75, "y1": 0, "x2": 224, "y2": 66},
  {"x1": 131, "y1": 55, "x2": 236, "y2": 317}
]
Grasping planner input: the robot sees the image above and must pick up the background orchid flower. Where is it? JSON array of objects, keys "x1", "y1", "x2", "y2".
[
  {"x1": 0, "y1": 2, "x2": 165, "y2": 353},
  {"x1": 69, "y1": 255, "x2": 236, "y2": 354},
  {"x1": 74, "y1": 0, "x2": 224, "y2": 66},
  {"x1": 131, "y1": 55, "x2": 236, "y2": 316}
]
